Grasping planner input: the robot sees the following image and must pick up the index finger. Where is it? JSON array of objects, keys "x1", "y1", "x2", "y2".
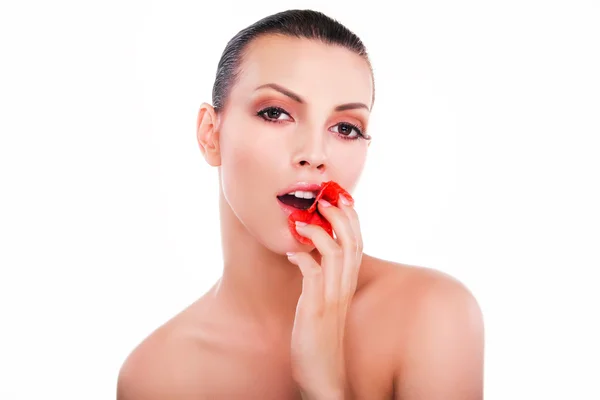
[
  {"x1": 317, "y1": 198, "x2": 363, "y2": 297},
  {"x1": 338, "y1": 195, "x2": 363, "y2": 256}
]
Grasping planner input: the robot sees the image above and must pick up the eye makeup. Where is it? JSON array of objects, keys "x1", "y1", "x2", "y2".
[{"x1": 256, "y1": 105, "x2": 371, "y2": 141}]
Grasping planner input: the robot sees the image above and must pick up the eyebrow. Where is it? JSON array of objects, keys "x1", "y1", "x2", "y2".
[{"x1": 255, "y1": 83, "x2": 370, "y2": 112}]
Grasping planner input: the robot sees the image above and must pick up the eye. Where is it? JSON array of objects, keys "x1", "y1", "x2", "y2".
[
  {"x1": 257, "y1": 107, "x2": 293, "y2": 122},
  {"x1": 331, "y1": 122, "x2": 369, "y2": 141}
]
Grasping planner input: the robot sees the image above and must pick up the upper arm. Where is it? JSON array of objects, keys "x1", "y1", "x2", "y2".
[
  {"x1": 394, "y1": 273, "x2": 485, "y2": 400},
  {"x1": 117, "y1": 332, "x2": 205, "y2": 400}
]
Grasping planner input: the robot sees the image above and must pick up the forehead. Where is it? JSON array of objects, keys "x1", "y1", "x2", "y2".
[{"x1": 232, "y1": 34, "x2": 373, "y2": 109}]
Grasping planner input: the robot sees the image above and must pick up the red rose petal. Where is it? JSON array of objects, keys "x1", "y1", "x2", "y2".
[{"x1": 288, "y1": 181, "x2": 353, "y2": 246}]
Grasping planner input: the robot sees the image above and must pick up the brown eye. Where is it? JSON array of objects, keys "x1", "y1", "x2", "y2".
[
  {"x1": 267, "y1": 108, "x2": 281, "y2": 118},
  {"x1": 331, "y1": 122, "x2": 364, "y2": 140},
  {"x1": 257, "y1": 107, "x2": 292, "y2": 122},
  {"x1": 338, "y1": 123, "x2": 354, "y2": 135}
]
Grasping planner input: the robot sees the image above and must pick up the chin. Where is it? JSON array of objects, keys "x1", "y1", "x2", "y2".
[
  {"x1": 259, "y1": 228, "x2": 314, "y2": 255},
  {"x1": 237, "y1": 202, "x2": 314, "y2": 254}
]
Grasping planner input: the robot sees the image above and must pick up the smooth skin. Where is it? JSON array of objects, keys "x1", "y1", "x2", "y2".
[
  {"x1": 117, "y1": 33, "x2": 484, "y2": 399},
  {"x1": 289, "y1": 196, "x2": 362, "y2": 398}
]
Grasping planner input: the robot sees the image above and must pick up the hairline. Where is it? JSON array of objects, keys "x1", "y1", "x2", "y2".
[{"x1": 216, "y1": 32, "x2": 375, "y2": 114}]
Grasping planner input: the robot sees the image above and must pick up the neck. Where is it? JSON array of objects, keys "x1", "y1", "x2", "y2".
[{"x1": 214, "y1": 189, "x2": 310, "y2": 338}]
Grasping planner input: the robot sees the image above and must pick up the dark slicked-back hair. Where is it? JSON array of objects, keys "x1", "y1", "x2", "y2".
[{"x1": 211, "y1": 9, "x2": 375, "y2": 112}]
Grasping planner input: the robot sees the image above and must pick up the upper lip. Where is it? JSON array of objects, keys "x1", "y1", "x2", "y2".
[{"x1": 277, "y1": 182, "x2": 324, "y2": 197}]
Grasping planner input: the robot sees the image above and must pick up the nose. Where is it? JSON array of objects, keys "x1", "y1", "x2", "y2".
[{"x1": 292, "y1": 128, "x2": 328, "y2": 172}]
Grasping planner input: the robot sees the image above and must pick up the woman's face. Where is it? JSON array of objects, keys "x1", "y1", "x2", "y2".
[{"x1": 211, "y1": 34, "x2": 373, "y2": 254}]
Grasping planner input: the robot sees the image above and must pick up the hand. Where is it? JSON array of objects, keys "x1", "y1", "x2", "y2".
[{"x1": 286, "y1": 195, "x2": 363, "y2": 399}]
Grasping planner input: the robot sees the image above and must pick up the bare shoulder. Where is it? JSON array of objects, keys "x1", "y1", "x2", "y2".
[
  {"x1": 116, "y1": 321, "x2": 200, "y2": 400},
  {"x1": 359, "y1": 254, "x2": 482, "y2": 321},
  {"x1": 357, "y1": 254, "x2": 485, "y2": 399},
  {"x1": 358, "y1": 254, "x2": 484, "y2": 345},
  {"x1": 116, "y1": 298, "x2": 222, "y2": 400}
]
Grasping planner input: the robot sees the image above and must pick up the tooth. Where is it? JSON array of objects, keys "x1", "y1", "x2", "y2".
[
  {"x1": 287, "y1": 191, "x2": 296, "y2": 196},
  {"x1": 293, "y1": 191, "x2": 314, "y2": 199}
]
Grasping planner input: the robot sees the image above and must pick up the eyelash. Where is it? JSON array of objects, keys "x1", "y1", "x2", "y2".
[{"x1": 256, "y1": 106, "x2": 371, "y2": 141}]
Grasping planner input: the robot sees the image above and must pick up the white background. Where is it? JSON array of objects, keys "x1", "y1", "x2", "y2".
[{"x1": 1, "y1": 0, "x2": 599, "y2": 398}]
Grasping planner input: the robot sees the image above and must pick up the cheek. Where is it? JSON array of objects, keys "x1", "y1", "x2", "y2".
[
  {"x1": 218, "y1": 118, "x2": 282, "y2": 213},
  {"x1": 221, "y1": 130, "x2": 278, "y2": 182},
  {"x1": 330, "y1": 146, "x2": 368, "y2": 192}
]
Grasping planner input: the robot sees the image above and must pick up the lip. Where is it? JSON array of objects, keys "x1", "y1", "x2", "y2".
[{"x1": 276, "y1": 181, "x2": 324, "y2": 197}]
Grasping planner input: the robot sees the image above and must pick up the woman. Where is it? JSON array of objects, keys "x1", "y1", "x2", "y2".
[{"x1": 117, "y1": 9, "x2": 484, "y2": 400}]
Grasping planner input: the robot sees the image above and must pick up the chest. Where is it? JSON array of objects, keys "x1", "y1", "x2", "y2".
[
  {"x1": 193, "y1": 269, "x2": 403, "y2": 399},
  {"x1": 197, "y1": 323, "x2": 396, "y2": 399}
]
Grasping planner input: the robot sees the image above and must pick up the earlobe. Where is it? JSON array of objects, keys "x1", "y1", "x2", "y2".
[{"x1": 196, "y1": 103, "x2": 221, "y2": 167}]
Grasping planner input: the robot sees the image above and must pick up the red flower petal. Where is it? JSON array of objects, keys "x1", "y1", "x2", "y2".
[{"x1": 288, "y1": 181, "x2": 353, "y2": 246}]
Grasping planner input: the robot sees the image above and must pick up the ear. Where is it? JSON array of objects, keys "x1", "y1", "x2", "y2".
[{"x1": 196, "y1": 103, "x2": 221, "y2": 166}]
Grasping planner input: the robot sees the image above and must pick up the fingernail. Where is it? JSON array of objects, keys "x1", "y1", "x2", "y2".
[
  {"x1": 286, "y1": 253, "x2": 298, "y2": 265},
  {"x1": 295, "y1": 221, "x2": 307, "y2": 227},
  {"x1": 286, "y1": 252, "x2": 295, "y2": 257},
  {"x1": 318, "y1": 199, "x2": 331, "y2": 208},
  {"x1": 340, "y1": 195, "x2": 352, "y2": 206}
]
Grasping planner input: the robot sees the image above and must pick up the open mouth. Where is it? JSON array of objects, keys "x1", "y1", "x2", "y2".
[
  {"x1": 281, "y1": 181, "x2": 354, "y2": 246},
  {"x1": 277, "y1": 190, "x2": 319, "y2": 210}
]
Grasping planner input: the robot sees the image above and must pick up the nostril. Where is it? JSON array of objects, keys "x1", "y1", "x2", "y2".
[{"x1": 297, "y1": 160, "x2": 325, "y2": 170}]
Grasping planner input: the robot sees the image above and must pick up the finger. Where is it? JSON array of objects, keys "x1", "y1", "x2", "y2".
[
  {"x1": 337, "y1": 195, "x2": 363, "y2": 262},
  {"x1": 318, "y1": 198, "x2": 361, "y2": 296},
  {"x1": 294, "y1": 221, "x2": 343, "y2": 305},
  {"x1": 337, "y1": 195, "x2": 363, "y2": 295},
  {"x1": 317, "y1": 198, "x2": 357, "y2": 252},
  {"x1": 287, "y1": 251, "x2": 323, "y2": 312},
  {"x1": 316, "y1": 199, "x2": 354, "y2": 302}
]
